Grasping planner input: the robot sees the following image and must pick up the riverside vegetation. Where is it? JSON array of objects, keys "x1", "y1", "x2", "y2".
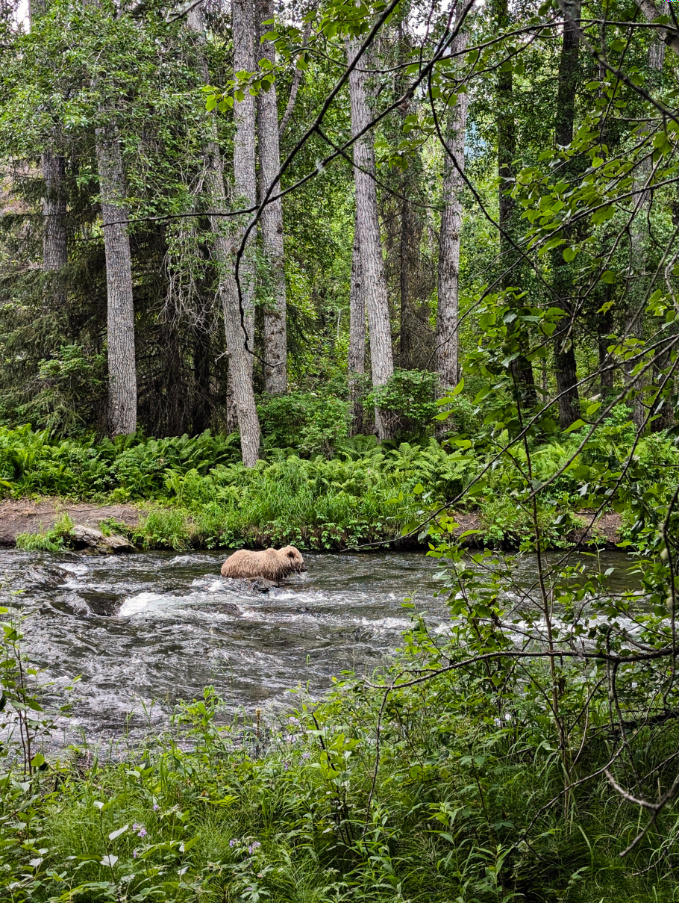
[
  {"x1": 4, "y1": 521, "x2": 679, "y2": 903},
  {"x1": 2, "y1": 397, "x2": 677, "y2": 552}
]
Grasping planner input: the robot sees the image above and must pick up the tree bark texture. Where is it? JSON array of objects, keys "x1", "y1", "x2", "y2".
[
  {"x1": 41, "y1": 149, "x2": 68, "y2": 307},
  {"x1": 436, "y1": 30, "x2": 468, "y2": 396},
  {"x1": 492, "y1": 0, "x2": 537, "y2": 409},
  {"x1": 550, "y1": 0, "x2": 582, "y2": 428},
  {"x1": 346, "y1": 37, "x2": 394, "y2": 441},
  {"x1": 232, "y1": 0, "x2": 258, "y2": 382},
  {"x1": 349, "y1": 225, "x2": 366, "y2": 435},
  {"x1": 628, "y1": 38, "x2": 665, "y2": 431},
  {"x1": 257, "y1": 0, "x2": 287, "y2": 395},
  {"x1": 632, "y1": 0, "x2": 679, "y2": 56},
  {"x1": 95, "y1": 125, "x2": 137, "y2": 437},
  {"x1": 32, "y1": 3, "x2": 68, "y2": 312},
  {"x1": 399, "y1": 194, "x2": 412, "y2": 370},
  {"x1": 187, "y1": 5, "x2": 260, "y2": 466}
]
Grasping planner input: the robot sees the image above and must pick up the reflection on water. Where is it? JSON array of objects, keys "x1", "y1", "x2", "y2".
[{"x1": 0, "y1": 547, "x2": 636, "y2": 744}]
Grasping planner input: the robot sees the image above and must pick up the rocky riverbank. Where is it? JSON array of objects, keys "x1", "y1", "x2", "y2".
[
  {"x1": 0, "y1": 498, "x2": 624, "y2": 551},
  {"x1": 0, "y1": 498, "x2": 141, "y2": 546}
]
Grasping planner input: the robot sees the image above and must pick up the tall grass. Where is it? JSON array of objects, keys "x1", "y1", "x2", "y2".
[{"x1": 3, "y1": 661, "x2": 678, "y2": 902}]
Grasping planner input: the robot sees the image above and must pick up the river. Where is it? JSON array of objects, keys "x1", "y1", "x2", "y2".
[{"x1": 0, "y1": 548, "x2": 636, "y2": 746}]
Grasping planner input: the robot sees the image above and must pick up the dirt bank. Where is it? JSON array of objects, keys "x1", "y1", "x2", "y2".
[
  {"x1": 0, "y1": 499, "x2": 141, "y2": 546},
  {"x1": 0, "y1": 499, "x2": 623, "y2": 550}
]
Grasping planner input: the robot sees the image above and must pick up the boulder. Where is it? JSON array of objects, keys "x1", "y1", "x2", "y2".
[
  {"x1": 225, "y1": 576, "x2": 276, "y2": 594},
  {"x1": 70, "y1": 524, "x2": 135, "y2": 554}
]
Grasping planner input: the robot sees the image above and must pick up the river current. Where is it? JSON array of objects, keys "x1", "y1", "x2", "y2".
[{"x1": 0, "y1": 548, "x2": 635, "y2": 746}]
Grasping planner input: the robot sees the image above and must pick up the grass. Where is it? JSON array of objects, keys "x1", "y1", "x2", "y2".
[
  {"x1": 4, "y1": 663, "x2": 679, "y2": 903},
  {"x1": 1, "y1": 417, "x2": 678, "y2": 551},
  {"x1": 15, "y1": 512, "x2": 75, "y2": 552}
]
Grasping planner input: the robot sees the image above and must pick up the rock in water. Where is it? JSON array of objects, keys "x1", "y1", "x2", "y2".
[
  {"x1": 70, "y1": 525, "x2": 134, "y2": 554},
  {"x1": 237, "y1": 577, "x2": 275, "y2": 594}
]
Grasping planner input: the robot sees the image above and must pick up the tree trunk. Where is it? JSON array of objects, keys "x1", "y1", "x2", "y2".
[
  {"x1": 627, "y1": 39, "x2": 666, "y2": 432},
  {"x1": 436, "y1": 30, "x2": 468, "y2": 397},
  {"x1": 551, "y1": 0, "x2": 581, "y2": 428},
  {"x1": 349, "y1": 225, "x2": 366, "y2": 435},
  {"x1": 346, "y1": 37, "x2": 394, "y2": 440},
  {"x1": 232, "y1": 0, "x2": 258, "y2": 384},
  {"x1": 41, "y1": 149, "x2": 68, "y2": 305},
  {"x1": 95, "y1": 125, "x2": 137, "y2": 437},
  {"x1": 399, "y1": 194, "x2": 412, "y2": 370},
  {"x1": 188, "y1": 5, "x2": 260, "y2": 465},
  {"x1": 492, "y1": 0, "x2": 537, "y2": 410},
  {"x1": 598, "y1": 289, "x2": 615, "y2": 397},
  {"x1": 256, "y1": 0, "x2": 287, "y2": 394},
  {"x1": 31, "y1": 2, "x2": 69, "y2": 313}
]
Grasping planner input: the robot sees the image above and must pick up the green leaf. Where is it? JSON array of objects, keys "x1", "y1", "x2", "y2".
[
  {"x1": 591, "y1": 205, "x2": 614, "y2": 225},
  {"x1": 564, "y1": 419, "x2": 586, "y2": 433}
]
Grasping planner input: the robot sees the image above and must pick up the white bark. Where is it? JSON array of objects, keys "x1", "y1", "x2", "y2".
[
  {"x1": 346, "y1": 37, "x2": 394, "y2": 440},
  {"x1": 257, "y1": 0, "x2": 287, "y2": 394},
  {"x1": 187, "y1": 4, "x2": 260, "y2": 465},
  {"x1": 95, "y1": 125, "x2": 137, "y2": 437},
  {"x1": 436, "y1": 31, "x2": 468, "y2": 397},
  {"x1": 232, "y1": 0, "x2": 257, "y2": 384},
  {"x1": 348, "y1": 223, "x2": 366, "y2": 434}
]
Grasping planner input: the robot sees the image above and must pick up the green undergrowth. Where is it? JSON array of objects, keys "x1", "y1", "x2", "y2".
[
  {"x1": 2, "y1": 643, "x2": 678, "y2": 901},
  {"x1": 15, "y1": 513, "x2": 75, "y2": 552},
  {"x1": 1, "y1": 414, "x2": 678, "y2": 550}
]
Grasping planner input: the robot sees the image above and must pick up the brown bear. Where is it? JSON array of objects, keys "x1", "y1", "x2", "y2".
[{"x1": 220, "y1": 546, "x2": 306, "y2": 583}]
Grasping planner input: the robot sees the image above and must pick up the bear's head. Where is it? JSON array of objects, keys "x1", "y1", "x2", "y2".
[{"x1": 280, "y1": 545, "x2": 306, "y2": 573}]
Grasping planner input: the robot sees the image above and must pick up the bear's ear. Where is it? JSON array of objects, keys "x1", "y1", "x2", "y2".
[{"x1": 287, "y1": 549, "x2": 295, "y2": 557}]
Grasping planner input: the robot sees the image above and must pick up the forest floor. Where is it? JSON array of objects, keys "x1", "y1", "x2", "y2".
[{"x1": 0, "y1": 498, "x2": 623, "y2": 549}]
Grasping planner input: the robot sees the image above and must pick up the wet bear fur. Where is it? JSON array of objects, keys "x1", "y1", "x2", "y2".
[{"x1": 220, "y1": 546, "x2": 306, "y2": 582}]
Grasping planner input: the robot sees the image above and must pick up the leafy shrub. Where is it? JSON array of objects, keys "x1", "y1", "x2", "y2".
[
  {"x1": 258, "y1": 391, "x2": 350, "y2": 457},
  {"x1": 368, "y1": 369, "x2": 439, "y2": 439},
  {"x1": 436, "y1": 393, "x2": 480, "y2": 436}
]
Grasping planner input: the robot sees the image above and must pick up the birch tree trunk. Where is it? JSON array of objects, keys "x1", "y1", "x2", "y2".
[
  {"x1": 436, "y1": 30, "x2": 468, "y2": 399},
  {"x1": 187, "y1": 5, "x2": 260, "y2": 466},
  {"x1": 348, "y1": 225, "x2": 366, "y2": 434},
  {"x1": 346, "y1": 37, "x2": 394, "y2": 441},
  {"x1": 95, "y1": 125, "x2": 137, "y2": 437},
  {"x1": 232, "y1": 0, "x2": 258, "y2": 383},
  {"x1": 256, "y1": 0, "x2": 287, "y2": 394},
  {"x1": 551, "y1": 0, "x2": 581, "y2": 428}
]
